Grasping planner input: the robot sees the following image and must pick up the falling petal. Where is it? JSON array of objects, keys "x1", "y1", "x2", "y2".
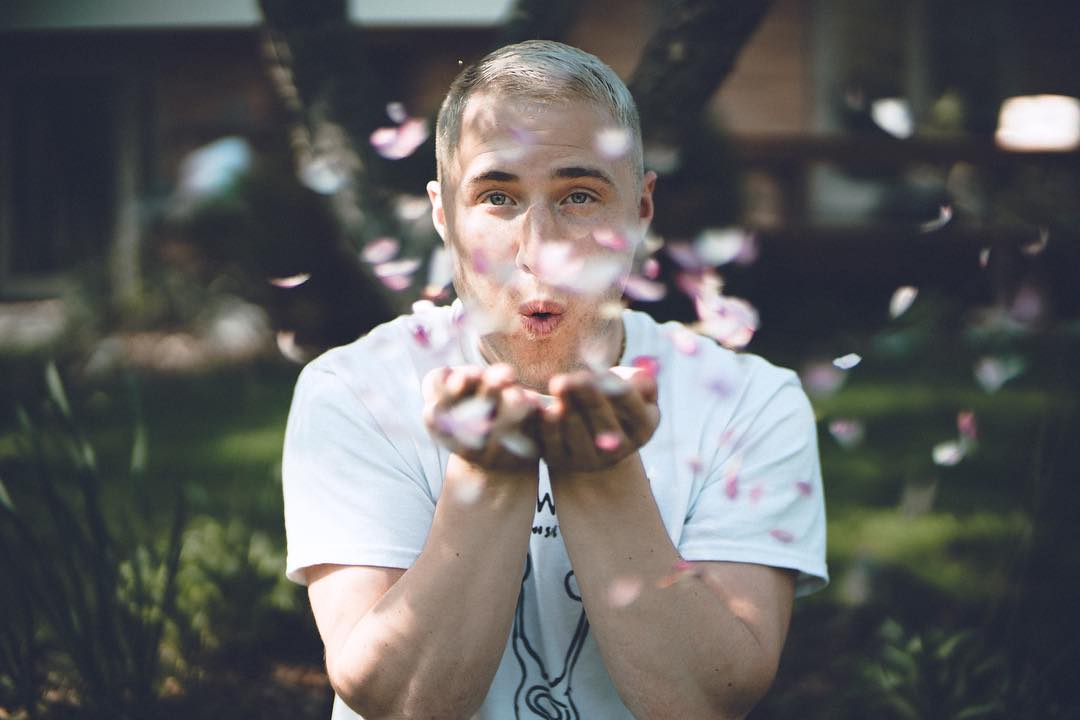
[
  {"x1": 696, "y1": 292, "x2": 759, "y2": 350},
  {"x1": 276, "y1": 330, "x2": 307, "y2": 364},
  {"x1": 593, "y1": 228, "x2": 630, "y2": 251},
  {"x1": 642, "y1": 257, "x2": 661, "y2": 279},
  {"x1": 595, "y1": 431, "x2": 622, "y2": 453},
  {"x1": 919, "y1": 204, "x2": 953, "y2": 233},
  {"x1": 534, "y1": 242, "x2": 624, "y2": 295},
  {"x1": 979, "y1": 247, "x2": 991, "y2": 268},
  {"x1": 370, "y1": 117, "x2": 429, "y2": 160},
  {"x1": 828, "y1": 419, "x2": 866, "y2": 449},
  {"x1": 500, "y1": 431, "x2": 538, "y2": 458},
  {"x1": 361, "y1": 237, "x2": 400, "y2": 264},
  {"x1": 595, "y1": 127, "x2": 633, "y2": 159},
  {"x1": 409, "y1": 323, "x2": 431, "y2": 348},
  {"x1": 631, "y1": 356, "x2": 660, "y2": 379},
  {"x1": 665, "y1": 241, "x2": 703, "y2": 270},
  {"x1": 833, "y1": 353, "x2": 862, "y2": 370},
  {"x1": 668, "y1": 325, "x2": 700, "y2": 355},
  {"x1": 957, "y1": 410, "x2": 977, "y2": 440},
  {"x1": 769, "y1": 529, "x2": 795, "y2": 544},
  {"x1": 932, "y1": 440, "x2": 966, "y2": 466},
  {"x1": 1021, "y1": 226, "x2": 1049, "y2": 256},
  {"x1": 889, "y1": 286, "x2": 918, "y2": 319},
  {"x1": 434, "y1": 396, "x2": 494, "y2": 450},
  {"x1": 796, "y1": 481, "x2": 813, "y2": 497},
  {"x1": 453, "y1": 477, "x2": 483, "y2": 505},
  {"x1": 386, "y1": 101, "x2": 407, "y2": 124},
  {"x1": 695, "y1": 228, "x2": 751, "y2": 267},
  {"x1": 374, "y1": 257, "x2": 421, "y2": 279},
  {"x1": 801, "y1": 362, "x2": 847, "y2": 397},
  {"x1": 268, "y1": 272, "x2": 311, "y2": 289},
  {"x1": 623, "y1": 275, "x2": 667, "y2": 302},
  {"x1": 378, "y1": 275, "x2": 408, "y2": 291},
  {"x1": 607, "y1": 576, "x2": 643, "y2": 608},
  {"x1": 974, "y1": 356, "x2": 1024, "y2": 393}
]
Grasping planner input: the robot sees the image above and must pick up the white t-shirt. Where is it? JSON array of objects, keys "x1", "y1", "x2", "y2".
[{"x1": 283, "y1": 301, "x2": 828, "y2": 720}]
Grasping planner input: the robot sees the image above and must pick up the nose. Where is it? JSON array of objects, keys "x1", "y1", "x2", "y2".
[{"x1": 514, "y1": 203, "x2": 559, "y2": 276}]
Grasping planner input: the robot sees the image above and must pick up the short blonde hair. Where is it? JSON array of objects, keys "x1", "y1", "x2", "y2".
[{"x1": 435, "y1": 40, "x2": 643, "y2": 184}]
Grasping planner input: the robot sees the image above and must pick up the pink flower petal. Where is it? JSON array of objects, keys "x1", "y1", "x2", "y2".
[
  {"x1": 642, "y1": 257, "x2": 661, "y2": 279},
  {"x1": 593, "y1": 227, "x2": 630, "y2": 251},
  {"x1": 595, "y1": 431, "x2": 622, "y2": 452},
  {"x1": 957, "y1": 410, "x2": 977, "y2": 440},
  {"x1": 370, "y1": 117, "x2": 429, "y2": 160},
  {"x1": 268, "y1": 272, "x2": 311, "y2": 289},
  {"x1": 361, "y1": 237, "x2": 400, "y2": 264},
  {"x1": 828, "y1": 419, "x2": 866, "y2": 448},
  {"x1": 631, "y1": 355, "x2": 660, "y2": 379},
  {"x1": 801, "y1": 362, "x2": 847, "y2": 397},
  {"x1": 623, "y1": 274, "x2": 667, "y2": 302},
  {"x1": 769, "y1": 529, "x2": 794, "y2": 544}
]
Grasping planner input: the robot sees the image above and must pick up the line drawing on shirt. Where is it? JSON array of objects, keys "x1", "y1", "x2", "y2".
[{"x1": 511, "y1": 554, "x2": 590, "y2": 720}]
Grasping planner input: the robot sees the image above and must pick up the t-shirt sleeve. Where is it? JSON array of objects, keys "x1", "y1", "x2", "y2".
[
  {"x1": 678, "y1": 372, "x2": 828, "y2": 597},
  {"x1": 282, "y1": 364, "x2": 436, "y2": 585}
]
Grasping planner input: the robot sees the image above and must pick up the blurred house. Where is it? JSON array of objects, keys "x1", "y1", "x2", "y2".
[{"x1": 1, "y1": 0, "x2": 1077, "y2": 332}]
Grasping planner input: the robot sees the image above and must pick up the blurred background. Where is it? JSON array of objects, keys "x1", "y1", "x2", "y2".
[{"x1": 1, "y1": 1, "x2": 1078, "y2": 717}]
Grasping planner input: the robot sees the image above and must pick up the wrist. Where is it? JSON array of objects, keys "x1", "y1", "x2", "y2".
[
  {"x1": 445, "y1": 453, "x2": 537, "y2": 503},
  {"x1": 549, "y1": 453, "x2": 646, "y2": 500}
]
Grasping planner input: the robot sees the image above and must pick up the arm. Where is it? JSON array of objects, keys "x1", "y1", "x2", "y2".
[
  {"x1": 306, "y1": 365, "x2": 539, "y2": 720},
  {"x1": 540, "y1": 370, "x2": 794, "y2": 719}
]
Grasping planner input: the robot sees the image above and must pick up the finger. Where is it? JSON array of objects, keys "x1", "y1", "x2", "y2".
[
  {"x1": 563, "y1": 374, "x2": 624, "y2": 452},
  {"x1": 446, "y1": 366, "x2": 483, "y2": 398},
  {"x1": 609, "y1": 386, "x2": 659, "y2": 448},
  {"x1": 422, "y1": 366, "x2": 453, "y2": 403}
]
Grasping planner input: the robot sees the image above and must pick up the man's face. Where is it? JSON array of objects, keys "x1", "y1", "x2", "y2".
[{"x1": 427, "y1": 91, "x2": 656, "y2": 391}]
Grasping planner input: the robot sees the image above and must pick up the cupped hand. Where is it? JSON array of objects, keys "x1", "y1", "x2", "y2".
[
  {"x1": 422, "y1": 364, "x2": 541, "y2": 474},
  {"x1": 538, "y1": 366, "x2": 660, "y2": 474}
]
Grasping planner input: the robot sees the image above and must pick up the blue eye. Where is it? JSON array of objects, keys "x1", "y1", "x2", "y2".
[
  {"x1": 486, "y1": 192, "x2": 510, "y2": 206},
  {"x1": 568, "y1": 192, "x2": 591, "y2": 204}
]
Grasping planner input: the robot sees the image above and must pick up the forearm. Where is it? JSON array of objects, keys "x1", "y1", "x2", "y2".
[
  {"x1": 551, "y1": 454, "x2": 775, "y2": 720},
  {"x1": 332, "y1": 456, "x2": 535, "y2": 719}
]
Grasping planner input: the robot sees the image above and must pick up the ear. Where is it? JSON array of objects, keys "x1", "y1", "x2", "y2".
[
  {"x1": 427, "y1": 179, "x2": 448, "y2": 243},
  {"x1": 638, "y1": 170, "x2": 657, "y2": 231}
]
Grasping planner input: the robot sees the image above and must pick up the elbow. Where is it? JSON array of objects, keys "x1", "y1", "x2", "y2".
[
  {"x1": 326, "y1": 656, "x2": 482, "y2": 720},
  {"x1": 703, "y1": 653, "x2": 781, "y2": 720}
]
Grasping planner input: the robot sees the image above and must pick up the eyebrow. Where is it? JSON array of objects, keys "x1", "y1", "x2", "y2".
[
  {"x1": 553, "y1": 166, "x2": 614, "y2": 186},
  {"x1": 465, "y1": 166, "x2": 615, "y2": 189}
]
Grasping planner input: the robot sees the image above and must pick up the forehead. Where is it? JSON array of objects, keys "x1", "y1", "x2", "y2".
[{"x1": 448, "y1": 91, "x2": 627, "y2": 183}]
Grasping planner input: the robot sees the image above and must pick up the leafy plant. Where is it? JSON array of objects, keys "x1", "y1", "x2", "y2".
[{"x1": 0, "y1": 363, "x2": 186, "y2": 719}]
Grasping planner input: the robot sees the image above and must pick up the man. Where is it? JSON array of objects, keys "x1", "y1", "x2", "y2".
[{"x1": 283, "y1": 40, "x2": 827, "y2": 720}]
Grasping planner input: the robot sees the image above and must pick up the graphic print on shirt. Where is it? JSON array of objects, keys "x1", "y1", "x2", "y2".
[{"x1": 511, "y1": 554, "x2": 590, "y2": 720}]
